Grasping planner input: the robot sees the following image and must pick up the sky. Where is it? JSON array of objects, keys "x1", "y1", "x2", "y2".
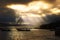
[
  {"x1": 0, "y1": 0, "x2": 56, "y2": 5},
  {"x1": 0, "y1": 0, "x2": 60, "y2": 25},
  {"x1": 0, "y1": 0, "x2": 60, "y2": 8},
  {"x1": 0, "y1": 0, "x2": 60, "y2": 9}
]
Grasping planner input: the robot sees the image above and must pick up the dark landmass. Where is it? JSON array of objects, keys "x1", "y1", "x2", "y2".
[{"x1": 40, "y1": 21, "x2": 60, "y2": 37}]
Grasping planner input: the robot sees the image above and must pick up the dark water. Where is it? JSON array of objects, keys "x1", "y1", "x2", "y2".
[{"x1": 0, "y1": 28, "x2": 55, "y2": 40}]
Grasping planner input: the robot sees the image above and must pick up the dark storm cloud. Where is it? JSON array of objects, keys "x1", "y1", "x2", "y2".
[
  {"x1": 0, "y1": 0, "x2": 32, "y2": 7},
  {"x1": 0, "y1": 0, "x2": 56, "y2": 4},
  {"x1": 0, "y1": 0, "x2": 32, "y2": 4},
  {"x1": 0, "y1": 0, "x2": 56, "y2": 7},
  {"x1": 0, "y1": 8, "x2": 16, "y2": 23}
]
